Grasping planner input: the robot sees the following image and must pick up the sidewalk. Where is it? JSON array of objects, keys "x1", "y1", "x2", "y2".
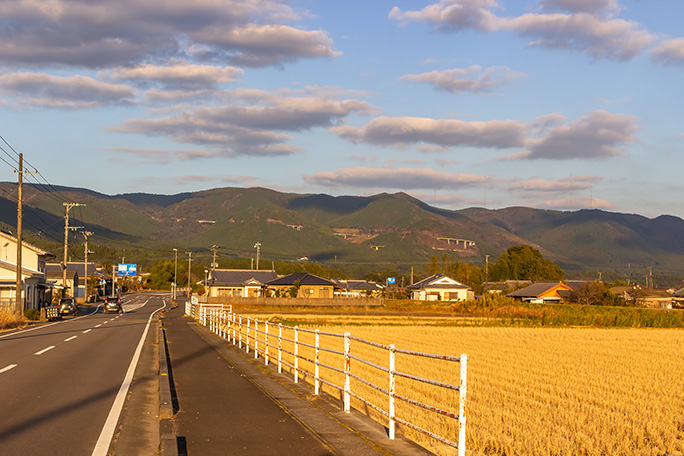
[{"x1": 161, "y1": 304, "x2": 433, "y2": 456}]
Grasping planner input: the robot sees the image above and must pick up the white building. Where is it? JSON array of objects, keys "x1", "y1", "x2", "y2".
[
  {"x1": 0, "y1": 231, "x2": 54, "y2": 312},
  {"x1": 408, "y1": 274, "x2": 472, "y2": 301}
]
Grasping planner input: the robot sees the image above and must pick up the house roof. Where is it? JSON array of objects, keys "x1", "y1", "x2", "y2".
[
  {"x1": 332, "y1": 279, "x2": 384, "y2": 291},
  {"x1": 485, "y1": 280, "x2": 533, "y2": 291},
  {"x1": 507, "y1": 281, "x2": 571, "y2": 298},
  {"x1": 267, "y1": 272, "x2": 336, "y2": 287},
  {"x1": 673, "y1": 286, "x2": 684, "y2": 297},
  {"x1": 408, "y1": 273, "x2": 470, "y2": 290},
  {"x1": 45, "y1": 262, "x2": 100, "y2": 279},
  {"x1": 0, "y1": 230, "x2": 52, "y2": 256},
  {"x1": 210, "y1": 269, "x2": 278, "y2": 286}
]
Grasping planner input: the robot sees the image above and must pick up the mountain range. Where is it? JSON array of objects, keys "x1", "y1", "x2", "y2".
[{"x1": 2, "y1": 183, "x2": 684, "y2": 279}]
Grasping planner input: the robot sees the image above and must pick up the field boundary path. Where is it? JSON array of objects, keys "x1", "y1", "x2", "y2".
[{"x1": 160, "y1": 304, "x2": 432, "y2": 456}]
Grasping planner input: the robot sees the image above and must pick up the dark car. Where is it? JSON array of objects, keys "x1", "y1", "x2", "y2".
[
  {"x1": 103, "y1": 296, "x2": 123, "y2": 314},
  {"x1": 59, "y1": 298, "x2": 76, "y2": 316}
]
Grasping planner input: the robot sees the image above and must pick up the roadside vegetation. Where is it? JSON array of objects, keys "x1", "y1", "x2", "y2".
[{"x1": 0, "y1": 309, "x2": 25, "y2": 331}]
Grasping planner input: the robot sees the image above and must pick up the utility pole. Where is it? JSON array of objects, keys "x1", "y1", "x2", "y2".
[
  {"x1": 173, "y1": 248, "x2": 178, "y2": 300},
  {"x1": 254, "y1": 241, "x2": 261, "y2": 270},
  {"x1": 187, "y1": 251, "x2": 192, "y2": 296},
  {"x1": 83, "y1": 231, "x2": 93, "y2": 304},
  {"x1": 211, "y1": 245, "x2": 219, "y2": 270},
  {"x1": 14, "y1": 154, "x2": 37, "y2": 316},
  {"x1": 648, "y1": 267, "x2": 653, "y2": 289},
  {"x1": 63, "y1": 202, "x2": 85, "y2": 298},
  {"x1": 485, "y1": 254, "x2": 490, "y2": 284}
]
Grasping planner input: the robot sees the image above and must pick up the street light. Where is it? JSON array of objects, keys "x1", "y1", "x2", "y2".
[{"x1": 173, "y1": 248, "x2": 178, "y2": 300}]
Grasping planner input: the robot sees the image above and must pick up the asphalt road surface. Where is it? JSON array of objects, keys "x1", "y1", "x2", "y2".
[{"x1": 0, "y1": 294, "x2": 166, "y2": 456}]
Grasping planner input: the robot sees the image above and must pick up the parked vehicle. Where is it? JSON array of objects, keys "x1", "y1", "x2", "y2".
[
  {"x1": 59, "y1": 298, "x2": 76, "y2": 316},
  {"x1": 103, "y1": 296, "x2": 123, "y2": 314}
]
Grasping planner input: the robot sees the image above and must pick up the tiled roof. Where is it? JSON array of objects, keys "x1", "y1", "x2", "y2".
[
  {"x1": 210, "y1": 269, "x2": 278, "y2": 286},
  {"x1": 507, "y1": 281, "x2": 566, "y2": 298},
  {"x1": 409, "y1": 273, "x2": 470, "y2": 290},
  {"x1": 267, "y1": 272, "x2": 335, "y2": 287},
  {"x1": 45, "y1": 262, "x2": 100, "y2": 278}
]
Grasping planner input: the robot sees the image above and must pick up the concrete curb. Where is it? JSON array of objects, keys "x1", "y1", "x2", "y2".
[{"x1": 159, "y1": 321, "x2": 178, "y2": 456}]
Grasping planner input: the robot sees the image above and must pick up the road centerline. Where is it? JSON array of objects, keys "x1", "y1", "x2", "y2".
[
  {"x1": 65, "y1": 336, "x2": 78, "y2": 342},
  {"x1": 83, "y1": 329, "x2": 92, "y2": 334},
  {"x1": 35, "y1": 346, "x2": 55, "y2": 356},
  {"x1": 0, "y1": 364, "x2": 17, "y2": 373}
]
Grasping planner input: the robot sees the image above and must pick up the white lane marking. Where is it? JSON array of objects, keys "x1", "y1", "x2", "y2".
[
  {"x1": 95, "y1": 324, "x2": 102, "y2": 328},
  {"x1": 83, "y1": 329, "x2": 92, "y2": 334},
  {"x1": 102, "y1": 321, "x2": 108, "y2": 325},
  {"x1": 35, "y1": 346, "x2": 55, "y2": 356},
  {"x1": 0, "y1": 364, "x2": 17, "y2": 373},
  {"x1": 91, "y1": 301, "x2": 166, "y2": 456},
  {"x1": 0, "y1": 304, "x2": 102, "y2": 340},
  {"x1": 65, "y1": 336, "x2": 78, "y2": 342}
]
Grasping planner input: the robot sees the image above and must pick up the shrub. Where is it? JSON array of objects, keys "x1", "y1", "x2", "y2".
[{"x1": 24, "y1": 309, "x2": 40, "y2": 321}]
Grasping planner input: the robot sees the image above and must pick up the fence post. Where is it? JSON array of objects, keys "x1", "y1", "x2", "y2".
[
  {"x1": 344, "y1": 332, "x2": 350, "y2": 413},
  {"x1": 264, "y1": 321, "x2": 269, "y2": 365},
  {"x1": 238, "y1": 315, "x2": 242, "y2": 349},
  {"x1": 278, "y1": 323, "x2": 282, "y2": 374},
  {"x1": 389, "y1": 344, "x2": 396, "y2": 440},
  {"x1": 246, "y1": 317, "x2": 251, "y2": 354},
  {"x1": 458, "y1": 353, "x2": 468, "y2": 456},
  {"x1": 314, "y1": 329, "x2": 320, "y2": 395},
  {"x1": 294, "y1": 326, "x2": 299, "y2": 383},
  {"x1": 232, "y1": 313, "x2": 236, "y2": 344},
  {"x1": 254, "y1": 319, "x2": 259, "y2": 359}
]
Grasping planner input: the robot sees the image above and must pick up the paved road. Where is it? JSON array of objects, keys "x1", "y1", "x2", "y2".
[{"x1": 0, "y1": 294, "x2": 166, "y2": 456}]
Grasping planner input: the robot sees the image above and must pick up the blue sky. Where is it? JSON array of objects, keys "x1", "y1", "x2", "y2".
[{"x1": 1, "y1": 0, "x2": 683, "y2": 218}]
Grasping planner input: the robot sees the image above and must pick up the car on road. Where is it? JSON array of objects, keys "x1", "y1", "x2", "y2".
[
  {"x1": 59, "y1": 298, "x2": 76, "y2": 316},
  {"x1": 103, "y1": 296, "x2": 123, "y2": 314}
]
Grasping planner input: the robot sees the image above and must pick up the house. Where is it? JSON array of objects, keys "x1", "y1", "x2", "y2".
[
  {"x1": 507, "y1": 281, "x2": 574, "y2": 303},
  {"x1": 207, "y1": 269, "x2": 278, "y2": 298},
  {"x1": 0, "y1": 231, "x2": 54, "y2": 311},
  {"x1": 332, "y1": 279, "x2": 384, "y2": 298},
  {"x1": 266, "y1": 272, "x2": 336, "y2": 299},
  {"x1": 408, "y1": 274, "x2": 472, "y2": 301},
  {"x1": 46, "y1": 262, "x2": 103, "y2": 300},
  {"x1": 484, "y1": 280, "x2": 532, "y2": 294}
]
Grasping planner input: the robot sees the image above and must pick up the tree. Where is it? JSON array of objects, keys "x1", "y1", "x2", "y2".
[
  {"x1": 569, "y1": 281, "x2": 605, "y2": 305},
  {"x1": 490, "y1": 245, "x2": 564, "y2": 281},
  {"x1": 148, "y1": 260, "x2": 174, "y2": 291}
]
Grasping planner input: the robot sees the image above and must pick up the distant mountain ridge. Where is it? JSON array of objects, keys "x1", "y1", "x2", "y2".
[{"x1": 2, "y1": 182, "x2": 684, "y2": 275}]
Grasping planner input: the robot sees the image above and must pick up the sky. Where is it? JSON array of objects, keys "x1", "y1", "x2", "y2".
[{"x1": 0, "y1": 0, "x2": 683, "y2": 219}]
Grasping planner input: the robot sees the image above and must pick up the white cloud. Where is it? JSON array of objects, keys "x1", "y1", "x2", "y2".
[
  {"x1": 539, "y1": 0, "x2": 619, "y2": 15},
  {"x1": 303, "y1": 167, "x2": 485, "y2": 190},
  {"x1": 0, "y1": 0, "x2": 336, "y2": 68},
  {"x1": 388, "y1": 0, "x2": 500, "y2": 32},
  {"x1": 508, "y1": 175, "x2": 600, "y2": 192},
  {"x1": 519, "y1": 110, "x2": 638, "y2": 160},
  {"x1": 0, "y1": 72, "x2": 137, "y2": 109},
  {"x1": 651, "y1": 38, "x2": 684, "y2": 65},
  {"x1": 389, "y1": 0, "x2": 654, "y2": 61},
  {"x1": 500, "y1": 13, "x2": 654, "y2": 60},
  {"x1": 108, "y1": 91, "x2": 372, "y2": 157},
  {"x1": 103, "y1": 63, "x2": 243, "y2": 89},
  {"x1": 190, "y1": 24, "x2": 341, "y2": 67},
  {"x1": 399, "y1": 65, "x2": 525, "y2": 93},
  {"x1": 330, "y1": 116, "x2": 528, "y2": 149}
]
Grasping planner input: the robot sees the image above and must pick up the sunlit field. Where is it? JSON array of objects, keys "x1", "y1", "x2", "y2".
[{"x1": 244, "y1": 314, "x2": 684, "y2": 456}]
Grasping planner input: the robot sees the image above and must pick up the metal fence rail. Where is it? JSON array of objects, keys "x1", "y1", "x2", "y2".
[{"x1": 197, "y1": 307, "x2": 467, "y2": 456}]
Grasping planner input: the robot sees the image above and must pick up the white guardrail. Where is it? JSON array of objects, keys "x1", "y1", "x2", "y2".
[{"x1": 187, "y1": 302, "x2": 467, "y2": 455}]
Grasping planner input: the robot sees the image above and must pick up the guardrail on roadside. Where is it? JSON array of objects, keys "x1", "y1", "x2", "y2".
[{"x1": 195, "y1": 307, "x2": 467, "y2": 456}]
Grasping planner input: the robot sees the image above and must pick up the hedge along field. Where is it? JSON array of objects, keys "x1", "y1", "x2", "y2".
[{"x1": 258, "y1": 315, "x2": 684, "y2": 456}]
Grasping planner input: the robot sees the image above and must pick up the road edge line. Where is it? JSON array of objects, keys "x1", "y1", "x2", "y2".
[{"x1": 90, "y1": 301, "x2": 166, "y2": 456}]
